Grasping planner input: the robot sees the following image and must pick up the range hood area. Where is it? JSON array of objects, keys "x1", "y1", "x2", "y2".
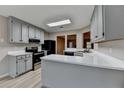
[{"x1": 29, "y1": 38, "x2": 41, "y2": 43}]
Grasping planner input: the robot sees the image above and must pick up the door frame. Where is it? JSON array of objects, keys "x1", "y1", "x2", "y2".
[
  {"x1": 83, "y1": 31, "x2": 91, "y2": 48},
  {"x1": 67, "y1": 34, "x2": 77, "y2": 48},
  {"x1": 56, "y1": 35, "x2": 65, "y2": 54}
]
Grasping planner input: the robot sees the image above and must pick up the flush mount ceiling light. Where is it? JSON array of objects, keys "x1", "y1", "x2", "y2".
[{"x1": 47, "y1": 19, "x2": 71, "y2": 27}]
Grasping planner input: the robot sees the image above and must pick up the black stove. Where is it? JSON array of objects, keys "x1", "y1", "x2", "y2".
[{"x1": 25, "y1": 47, "x2": 44, "y2": 70}]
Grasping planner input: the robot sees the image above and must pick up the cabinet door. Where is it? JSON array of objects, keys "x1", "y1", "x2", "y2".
[
  {"x1": 90, "y1": 14, "x2": 95, "y2": 42},
  {"x1": 105, "y1": 6, "x2": 124, "y2": 40},
  {"x1": 97, "y1": 5, "x2": 104, "y2": 39},
  {"x1": 35, "y1": 29, "x2": 41, "y2": 40},
  {"x1": 91, "y1": 8, "x2": 97, "y2": 42},
  {"x1": 22, "y1": 24, "x2": 29, "y2": 43},
  {"x1": 16, "y1": 59, "x2": 25, "y2": 75},
  {"x1": 29, "y1": 26, "x2": 35, "y2": 38},
  {"x1": 94, "y1": 6, "x2": 98, "y2": 40},
  {"x1": 40, "y1": 30, "x2": 44, "y2": 44},
  {"x1": 12, "y1": 21, "x2": 22, "y2": 43},
  {"x1": 25, "y1": 57, "x2": 32, "y2": 71}
]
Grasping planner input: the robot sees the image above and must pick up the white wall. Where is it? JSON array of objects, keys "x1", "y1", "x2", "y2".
[
  {"x1": 49, "y1": 26, "x2": 90, "y2": 49},
  {"x1": 94, "y1": 40, "x2": 124, "y2": 61},
  {"x1": 44, "y1": 32, "x2": 50, "y2": 40},
  {"x1": 0, "y1": 15, "x2": 41, "y2": 76}
]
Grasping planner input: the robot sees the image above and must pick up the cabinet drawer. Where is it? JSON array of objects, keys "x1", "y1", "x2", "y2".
[
  {"x1": 25, "y1": 54, "x2": 32, "y2": 58},
  {"x1": 16, "y1": 55, "x2": 25, "y2": 60}
]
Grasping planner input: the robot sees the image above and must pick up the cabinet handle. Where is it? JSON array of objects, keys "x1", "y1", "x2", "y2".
[
  {"x1": 95, "y1": 36, "x2": 98, "y2": 38},
  {"x1": 103, "y1": 32, "x2": 104, "y2": 36}
]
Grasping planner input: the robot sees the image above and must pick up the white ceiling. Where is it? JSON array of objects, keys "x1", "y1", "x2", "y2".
[{"x1": 0, "y1": 5, "x2": 94, "y2": 32}]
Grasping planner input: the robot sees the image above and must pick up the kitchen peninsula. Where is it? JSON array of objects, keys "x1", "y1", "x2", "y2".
[{"x1": 41, "y1": 51, "x2": 124, "y2": 88}]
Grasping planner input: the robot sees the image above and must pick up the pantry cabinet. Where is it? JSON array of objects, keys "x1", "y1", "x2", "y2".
[
  {"x1": 8, "y1": 54, "x2": 32, "y2": 78},
  {"x1": 90, "y1": 5, "x2": 124, "y2": 42}
]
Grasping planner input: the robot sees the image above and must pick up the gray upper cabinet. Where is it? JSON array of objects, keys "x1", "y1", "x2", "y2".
[
  {"x1": 90, "y1": 5, "x2": 104, "y2": 42},
  {"x1": 9, "y1": 17, "x2": 29, "y2": 44},
  {"x1": 35, "y1": 28, "x2": 41, "y2": 40},
  {"x1": 11, "y1": 20, "x2": 22, "y2": 43},
  {"x1": 90, "y1": 5, "x2": 124, "y2": 42},
  {"x1": 29, "y1": 27, "x2": 44, "y2": 44},
  {"x1": 97, "y1": 6, "x2": 104, "y2": 40},
  {"x1": 29, "y1": 26, "x2": 35, "y2": 39},
  {"x1": 22, "y1": 24, "x2": 29, "y2": 43},
  {"x1": 9, "y1": 16, "x2": 44, "y2": 44},
  {"x1": 40, "y1": 29, "x2": 44, "y2": 44}
]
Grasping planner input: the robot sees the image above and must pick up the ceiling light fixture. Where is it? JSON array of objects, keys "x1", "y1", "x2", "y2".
[{"x1": 47, "y1": 19, "x2": 71, "y2": 27}]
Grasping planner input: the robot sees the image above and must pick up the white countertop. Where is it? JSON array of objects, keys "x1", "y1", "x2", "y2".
[
  {"x1": 8, "y1": 50, "x2": 32, "y2": 56},
  {"x1": 41, "y1": 51, "x2": 124, "y2": 71},
  {"x1": 64, "y1": 48, "x2": 84, "y2": 52}
]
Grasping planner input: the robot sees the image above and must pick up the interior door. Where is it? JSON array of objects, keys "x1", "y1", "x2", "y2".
[
  {"x1": 12, "y1": 21, "x2": 21, "y2": 43},
  {"x1": 57, "y1": 36, "x2": 65, "y2": 55},
  {"x1": 22, "y1": 24, "x2": 29, "y2": 43}
]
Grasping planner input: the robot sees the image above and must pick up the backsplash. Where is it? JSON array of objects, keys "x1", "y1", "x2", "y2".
[{"x1": 95, "y1": 39, "x2": 124, "y2": 61}]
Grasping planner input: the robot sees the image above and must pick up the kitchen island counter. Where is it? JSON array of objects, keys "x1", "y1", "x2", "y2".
[
  {"x1": 41, "y1": 51, "x2": 124, "y2": 88},
  {"x1": 42, "y1": 51, "x2": 124, "y2": 71}
]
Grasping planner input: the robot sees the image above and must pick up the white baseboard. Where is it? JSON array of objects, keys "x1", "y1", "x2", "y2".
[{"x1": 0, "y1": 73, "x2": 9, "y2": 79}]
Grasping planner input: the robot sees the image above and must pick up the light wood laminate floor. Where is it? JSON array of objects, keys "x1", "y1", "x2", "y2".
[{"x1": 0, "y1": 68, "x2": 41, "y2": 88}]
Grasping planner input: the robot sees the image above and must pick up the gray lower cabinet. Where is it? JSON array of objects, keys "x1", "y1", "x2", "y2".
[
  {"x1": 25, "y1": 56, "x2": 32, "y2": 71},
  {"x1": 90, "y1": 5, "x2": 124, "y2": 42},
  {"x1": 9, "y1": 54, "x2": 32, "y2": 78}
]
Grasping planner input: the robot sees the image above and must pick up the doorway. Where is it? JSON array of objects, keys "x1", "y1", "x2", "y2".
[
  {"x1": 57, "y1": 36, "x2": 65, "y2": 55},
  {"x1": 83, "y1": 32, "x2": 91, "y2": 48},
  {"x1": 67, "y1": 34, "x2": 76, "y2": 48}
]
